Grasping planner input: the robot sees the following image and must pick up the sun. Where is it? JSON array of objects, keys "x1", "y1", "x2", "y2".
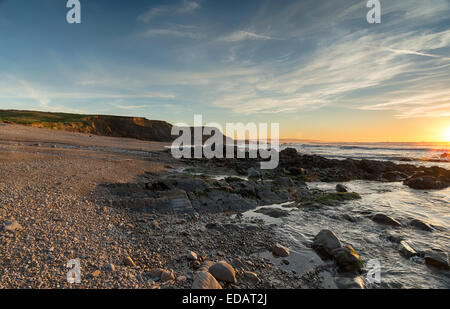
[{"x1": 443, "y1": 127, "x2": 450, "y2": 142}]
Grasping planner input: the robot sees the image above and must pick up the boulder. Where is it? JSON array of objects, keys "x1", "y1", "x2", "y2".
[
  {"x1": 332, "y1": 245, "x2": 363, "y2": 273},
  {"x1": 208, "y1": 261, "x2": 236, "y2": 283},
  {"x1": 398, "y1": 241, "x2": 418, "y2": 258},
  {"x1": 192, "y1": 271, "x2": 222, "y2": 289},
  {"x1": 336, "y1": 184, "x2": 348, "y2": 193},
  {"x1": 424, "y1": 251, "x2": 449, "y2": 270},
  {"x1": 272, "y1": 243, "x2": 290, "y2": 257},
  {"x1": 404, "y1": 176, "x2": 447, "y2": 190},
  {"x1": 409, "y1": 219, "x2": 433, "y2": 232},
  {"x1": 371, "y1": 214, "x2": 402, "y2": 227},
  {"x1": 312, "y1": 229, "x2": 342, "y2": 257}
]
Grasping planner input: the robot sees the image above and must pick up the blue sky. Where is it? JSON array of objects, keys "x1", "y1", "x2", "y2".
[{"x1": 0, "y1": 0, "x2": 449, "y2": 141}]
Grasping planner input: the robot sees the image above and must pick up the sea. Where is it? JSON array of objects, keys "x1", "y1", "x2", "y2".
[{"x1": 245, "y1": 142, "x2": 450, "y2": 288}]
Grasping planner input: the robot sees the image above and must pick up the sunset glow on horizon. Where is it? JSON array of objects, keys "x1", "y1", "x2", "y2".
[{"x1": 0, "y1": 0, "x2": 449, "y2": 143}]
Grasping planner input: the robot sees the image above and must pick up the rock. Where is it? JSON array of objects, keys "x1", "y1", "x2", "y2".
[
  {"x1": 208, "y1": 261, "x2": 236, "y2": 283},
  {"x1": 335, "y1": 276, "x2": 365, "y2": 289},
  {"x1": 187, "y1": 250, "x2": 198, "y2": 261},
  {"x1": 312, "y1": 229, "x2": 342, "y2": 258},
  {"x1": 192, "y1": 271, "x2": 222, "y2": 289},
  {"x1": 332, "y1": 245, "x2": 363, "y2": 273},
  {"x1": 147, "y1": 268, "x2": 175, "y2": 281},
  {"x1": 160, "y1": 269, "x2": 175, "y2": 282},
  {"x1": 255, "y1": 207, "x2": 289, "y2": 218},
  {"x1": 398, "y1": 241, "x2": 418, "y2": 258},
  {"x1": 107, "y1": 264, "x2": 116, "y2": 272},
  {"x1": 4, "y1": 220, "x2": 23, "y2": 232},
  {"x1": 247, "y1": 167, "x2": 261, "y2": 179},
  {"x1": 273, "y1": 177, "x2": 294, "y2": 187},
  {"x1": 123, "y1": 256, "x2": 136, "y2": 267},
  {"x1": 382, "y1": 231, "x2": 404, "y2": 243},
  {"x1": 342, "y1": 214, "x2": 359, "y2": 222},
  {"x1": 272, "y1": 243, "x2": 290, "y2": 257},
  {"x1": 404, "y1": 176, "x2": 447, "y2": 190},
  {"x1": 282, "y1": 259, "x2": 290, "y2": 265},
  {"x1": 243, "y1": 271, "x2": 260, "y2": 283},
  {"x1": 424, "y1": 251, "x2": 449, "y2": 270},
  {"x1": 371, "y1": 214, "x2": 402, "y2": 227},
  {"x1": 148, "y1": 268, "x2": 164, "y2": 279},
  {"x1": 382, "y1": 171, "x2": 408, "y2": 181},
  {"x1": 92, "y1": 270, "x2": 101, "y2": 277},
  {"x1": 205, "y1": 222, "x2": 221, "y2": 229},
  {"x1": 409, "y1": 219, "x2": 433, "y2": 232},
  {"x1": 279, "y1": 148, "x2": 299, "y2": 160},
  {"x1": 336, "y1": 184, "x2": 348, "y2": 193}
]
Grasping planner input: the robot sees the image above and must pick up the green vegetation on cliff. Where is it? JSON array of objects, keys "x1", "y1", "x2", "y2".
[{"x1": 0, "y1": 110, "x2": 174, "y2": 142}]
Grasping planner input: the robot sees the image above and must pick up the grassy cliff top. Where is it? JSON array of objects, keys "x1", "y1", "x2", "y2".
[
  {"x1": 0, "y1": 110, "x2": 93, "y2": 124},
  {"x1": 0, "y1": 109, "x2": 174, "y2": 142}
]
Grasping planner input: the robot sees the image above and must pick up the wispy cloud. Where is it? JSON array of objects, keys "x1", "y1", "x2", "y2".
[
  {"x1": 139, "y1": 26, "x2": 203, "y2": 39},
  {"x1": 138, "y1": 1, "x2": 201, "y2": 23},
  {"x1": 219, "y1": 30, "x2": 278, "y2": 42},
  {"x1": 0, "y1": 74, "x2": 177, "y2": 114},
  {"x1": 360, "y1": 88, "x2": 450, "y2": 118},
  {"x1": 385, "y1": 48, "x2": 450, "y2": 60},
  {"x1": 210, "y1": 28, "x2": 450, "y2": 116}
]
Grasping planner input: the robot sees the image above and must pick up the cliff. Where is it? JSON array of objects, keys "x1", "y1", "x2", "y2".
[{"x1": 0, "y1": 110, "x2": 174, "y2": 142}]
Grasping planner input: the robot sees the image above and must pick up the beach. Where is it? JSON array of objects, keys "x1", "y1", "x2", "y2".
[{"x1": 0, "y1": 123, "x2": 449, "y2": 289}]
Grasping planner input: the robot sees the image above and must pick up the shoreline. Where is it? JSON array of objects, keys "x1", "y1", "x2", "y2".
[{"x1": 0, "y1": 125, "x2": 448, "y2": 288}]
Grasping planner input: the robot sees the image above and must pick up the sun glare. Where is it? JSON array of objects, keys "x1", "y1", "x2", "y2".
[{"x1": 443, "y1": 127, "x2": 450, "y2": 142}]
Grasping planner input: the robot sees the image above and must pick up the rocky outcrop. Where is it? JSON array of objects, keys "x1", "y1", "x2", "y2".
[
  {"x1": 104, "y1": 172, "x2": 309, "y2": 214},
  {"x1": 277, "y1": 148, "x2": 450, "y2": 189}
]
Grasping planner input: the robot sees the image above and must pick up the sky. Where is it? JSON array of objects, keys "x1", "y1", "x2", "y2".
[{"x1": 0, "y1": 0, "x2": 449, "y2": 142}]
